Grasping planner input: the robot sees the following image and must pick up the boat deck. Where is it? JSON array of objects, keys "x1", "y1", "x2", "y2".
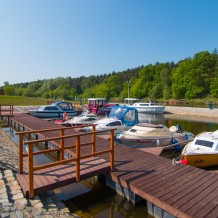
[{"x1": 9, "y1": 113, "x2": 218, "y2": 218}]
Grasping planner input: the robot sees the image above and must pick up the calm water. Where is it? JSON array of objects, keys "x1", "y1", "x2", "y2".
[{"x1": 3, "y1": 113, "x2": 218, "y2": 218}]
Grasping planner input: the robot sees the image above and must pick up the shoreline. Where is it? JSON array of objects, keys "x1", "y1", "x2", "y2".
[{"x1": 165, "y1": 106, "x2": 218, "y2": 117}]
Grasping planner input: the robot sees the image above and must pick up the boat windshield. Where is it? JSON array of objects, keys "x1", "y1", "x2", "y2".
[
  {"x1": 108, "y1": 107, "x2": 138, "y2": 126},
  {"x1": 57, "y1": 102, "x2": 73, "y2": 109},
  {"x1": 109, "y1": 107, "x2": 127, "y2": 119},
  {"x1": 39, "y1": 106, "x2": 59, "y2": 111},
  {"x1": 195, "y1": 139, "x2": 214, "y2": 148}
]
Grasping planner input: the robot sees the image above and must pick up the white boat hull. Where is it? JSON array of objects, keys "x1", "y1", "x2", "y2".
[
  {"x1": 29, "y1": 111, "x2": 76, "y2": 118},
  {"x1": 116, "y1": 125, "x2": 194, "y2": 148},
  {"x1": 133, "y1": 106, "x2": 165, "y2": 114}
]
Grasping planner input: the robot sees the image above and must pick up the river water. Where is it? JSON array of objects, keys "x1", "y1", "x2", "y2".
[{"x1": 3, "y1": 113, "x2": 218, "y2": 218}]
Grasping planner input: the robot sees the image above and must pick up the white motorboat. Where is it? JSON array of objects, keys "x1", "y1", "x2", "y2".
[
  {"x1": 28, "y1": 101, "x2": 77, "y2": 118},
  {"x1": 82, "y1": 105, "x2": 139, "y2": 134},
  {"x1": 130, "y1": 102, "x2": 165, "y2": 114},
  {"x1": 173, "y1": 130, "x2": 218, "y2": 168},
  {"x1": 116, "y1": 123, "x2": 194, "y2": 148},
  {"x1": 64, "y1": 110, "x2": 99, "y2": 125}
]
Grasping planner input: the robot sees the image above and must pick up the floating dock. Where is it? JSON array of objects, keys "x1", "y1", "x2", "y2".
[{"x1": 6, "y1": 113, "x2": 218, "y2": 218}]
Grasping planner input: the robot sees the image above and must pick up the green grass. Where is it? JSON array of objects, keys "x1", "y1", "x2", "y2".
[{"x1": 0, "y1": 96, "x2": 48, "y2": 106}]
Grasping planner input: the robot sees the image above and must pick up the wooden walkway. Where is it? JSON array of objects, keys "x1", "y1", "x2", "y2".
[
  {"x1": 17, "y1": 157, "x2": 110, "y2": 196},
  {"x1": 9, "y1": 113, "x2": 218, "y2": 218}
]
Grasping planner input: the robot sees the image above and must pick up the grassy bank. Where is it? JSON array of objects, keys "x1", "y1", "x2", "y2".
[{"x1": 0, "y1": 96, "x2": 48, "y2": 105}]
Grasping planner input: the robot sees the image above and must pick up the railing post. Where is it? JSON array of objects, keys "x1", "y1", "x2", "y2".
[
  {"x1": 60, "y1": 129, "x2": 64, "y2": 160},
  {"x1": 19, "y1": 133, "x2": 24, "y2": 174},
  {"x1": 28, "y1": 143, "x2": 34, "y2": 198},
  {"x1": 92, "y1": 125, "x2": 96, "y2": 155},
  {"x1": 110, "y1": 130, "x2": 115, "y2": 170},
  {"x1": 11, "y1": 105, "x2": 13, "y2": 116},
  {"x1": 76, "y1": 135, "x2": 80, "y2": 182}
]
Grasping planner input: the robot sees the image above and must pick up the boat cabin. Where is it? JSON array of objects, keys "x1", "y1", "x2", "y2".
[
  {"x1": 87, "y1": 98, "x2": 118, "y2": 115},
  {"x1": 124, "y1": 98, "x2": 140, "y2": 105},
  {"x1": 87, "y1": 98, "x2": 107, "y2": 114}
]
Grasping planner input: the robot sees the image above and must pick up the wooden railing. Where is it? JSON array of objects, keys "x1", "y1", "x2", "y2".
[
  {"x1": 16, "y1": 125, "x2": 115, "y2": 198},
  {"x1": 0, "y1": 105, "x2": 13, "y2": 116}
]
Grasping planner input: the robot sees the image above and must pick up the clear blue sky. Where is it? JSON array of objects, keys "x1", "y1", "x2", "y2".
[{"x1": 0, "y1": 0, "x2": 218, "y2": 86}]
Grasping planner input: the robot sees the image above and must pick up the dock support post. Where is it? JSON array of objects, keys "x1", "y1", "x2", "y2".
[{"x1": 147, "y1": 201, "x2": 176, "y2": 218}]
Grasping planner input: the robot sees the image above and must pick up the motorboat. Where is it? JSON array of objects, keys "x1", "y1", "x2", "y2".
[
  {"x1": 173, "y1": 130, "x2": 218, "y2": 168},
  {"x1": 116, "y1": 123, "x2": 194, "y2": 148},
  {"x1": 82, "y1": 105, "x2": 139, "y2": 134},
  {"x1": 28, "y1": 101, "x2": 77, "y2": 118},
  {"x1": 130, "y1": 102, "x2": 165, "y2": 114},
  {"x1": 63, "y1": 110, "x2": 99, "y2": 125},
  {"x1": 87, "y1": 98, "x2": 119, "y2": 115}
]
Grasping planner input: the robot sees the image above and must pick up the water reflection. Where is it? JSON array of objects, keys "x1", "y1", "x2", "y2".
[
  {"x1": 138, "y1": 113, "x2": 218, "y2": 136},
  {"x1": 64, "y1": 179, "x2": 149, "y2": 218}
]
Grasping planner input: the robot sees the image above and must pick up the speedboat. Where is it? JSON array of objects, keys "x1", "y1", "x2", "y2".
[
  {"x1": 64, "y1": 110, "x2": 99, "y2": 125},
  {"x1": 173, "y1": 130, "x2": 218, "y2": 168},
  {"x1": 129, "y1": 102, "x2": 165, "y2": 114},
  {"x1": 82, "y1": 105, "x2": 139, "y2": 134},
  {"x1": 116, "y1": 123, "x2": 194, "y2": 148},
  {"x1": 28, "y1": 101, "x2": 77, "y2": 118}
]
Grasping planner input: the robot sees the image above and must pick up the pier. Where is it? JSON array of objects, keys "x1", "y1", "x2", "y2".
[{"x1": 6, "y1": 112, "x2": 218, "y2": 218}]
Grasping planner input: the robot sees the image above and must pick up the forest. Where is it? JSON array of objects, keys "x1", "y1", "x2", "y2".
[{"x1": 2, "y1": 50, "x2": 218, "y2": 102}]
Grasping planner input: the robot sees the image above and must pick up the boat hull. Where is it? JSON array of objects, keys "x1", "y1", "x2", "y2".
[
  {"x1": 29, "y1": 111, "x2": 76, "y2": 118},
  {"x1": 116, "y1": 133, "x2": 189, "y2": 148},
  {"x1": 182, "y1": 153, "x2": 218, "y2": 168},
  {"x1": 133, "y1": 106, "x2": 165, "y2": 114}
]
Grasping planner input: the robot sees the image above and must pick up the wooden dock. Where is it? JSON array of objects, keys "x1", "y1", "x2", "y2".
[
  {"x1": 17, "y1": 157, "x2": 110, "y2": 196},
  {"x1": 8, "y1": 113, "x2": 218, "y2": 218}
]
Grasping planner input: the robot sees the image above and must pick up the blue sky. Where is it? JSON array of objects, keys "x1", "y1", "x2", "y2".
[{"x1": 0, "y1": 0, "x2": 218, "y2": 86}]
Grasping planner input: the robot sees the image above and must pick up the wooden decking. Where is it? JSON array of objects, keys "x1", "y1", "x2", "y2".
[
  {"x1": 17, "y1": 157, "x2": 110, "y2": 196},
  {"x1": 9, "y1": 113, "x2": 218, "y2": 218}
]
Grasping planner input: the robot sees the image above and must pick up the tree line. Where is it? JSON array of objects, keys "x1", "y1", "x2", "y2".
[{"x1": 2, "y1": 50, "x2": 218, "y2": 101}]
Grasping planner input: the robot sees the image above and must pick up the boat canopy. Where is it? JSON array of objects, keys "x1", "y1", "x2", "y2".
[{"x1": 108, "y1": 106, "x2": 139, "y2": 127}]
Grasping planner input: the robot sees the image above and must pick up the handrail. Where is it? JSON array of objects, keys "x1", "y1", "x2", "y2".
[
  {"x1": 16, "y1": 125, "x2": 115, "y2": 198},
  {"x1": 16, "y1": 125, "x2": 96, "y2": 174},
  {"x1": 0, "y1": 105, "x2": 14, "y2": 116}
]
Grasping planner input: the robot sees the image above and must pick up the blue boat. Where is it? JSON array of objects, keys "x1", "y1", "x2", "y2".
[
  {"x1": 28, "y1": 101, "x2": 77, "y2": 118},
  {"x1": 82, "y1": 105, "x2": 139, "y2": 133}
]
